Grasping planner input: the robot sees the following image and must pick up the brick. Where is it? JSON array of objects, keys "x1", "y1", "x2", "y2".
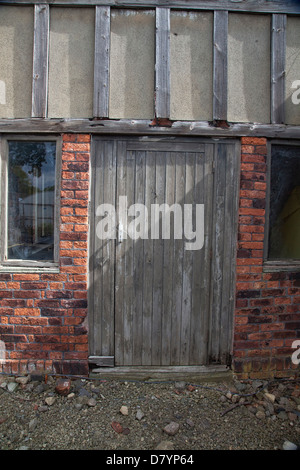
[
  {"x1": 14, "y1": 308, "x2": 40, "y2": 316},
  {"x1": 13, "y1": 274, "x2": 40, "y2": 281},
  {"x1": 76, "y1": 135, "x2": 91, "y2": 143},
  {"x1": 241, "y1": 137, "x2": 267, "y2": 146},
  {"x1": 62, "y1": 143, "x2": 90, "y2": 152},
  {"x1": 62, "y1": 134, "x2": 77, "y2": 142}
]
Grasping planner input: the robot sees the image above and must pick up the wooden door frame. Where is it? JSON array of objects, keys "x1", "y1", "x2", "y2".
[{"x1": 88, "y1": 135, "x2": 240, "y2": 368}]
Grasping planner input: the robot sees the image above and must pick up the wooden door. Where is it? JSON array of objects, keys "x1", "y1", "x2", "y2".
[{"x1": 89, "y1": 137, "x2": 239, "y2": 367}]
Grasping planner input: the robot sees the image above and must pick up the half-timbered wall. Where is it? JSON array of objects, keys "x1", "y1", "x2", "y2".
[{"x1": 0, "y1": 3, "x2": 299, "y2": 124}]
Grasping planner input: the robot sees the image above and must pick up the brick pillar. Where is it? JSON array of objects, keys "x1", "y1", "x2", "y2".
[
  {"x1": 233, "y1": 137, "x2": 300, "y2": 379},
  {"x1": 55, "y1": 134, "x2": 91, "y2": 376}
]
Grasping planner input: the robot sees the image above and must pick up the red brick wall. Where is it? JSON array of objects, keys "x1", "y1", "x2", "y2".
[
  {"x1": 0, "y1": 134, "x2": 90, "y2": 376},
  {"x1": 0, "y1": 134, "x2": 299, "y2": 378},
  {"x1": 232, "y1": 137, "x2": 300, "y2": 379}
]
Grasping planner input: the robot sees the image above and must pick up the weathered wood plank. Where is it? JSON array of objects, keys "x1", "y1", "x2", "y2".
[
  {"x1": 127, "y1": 141, "x2": 205, "y2": 152},
  {"x1": 161, "y1": 151, "x2": 175, "y2": 365},
  {"x1": 271, "y1": 14, "x2": 287, "y2": 124},
  {"x1": 2, "y1": 0, "x2": 300, "y2": 14},
  {"x1": 32, "y1": 4, "x2": 49, "y2": 118},
  {"x1": 114, "y1": 140, "x2": 127, "y2": 365},
  {"x1": 218, "y1": 143, "x2": 236, "y2": 363},
  {"x1": 93, "y1": 6, "x2": 110, "y2": 118},
  {"x1": 0, "y1": 119, "x2": 299, "y2": 138},
  {"x1": 171, "y1": 152, "x2": 185, "y2": 365},
  {"x1": 180, "y1": 152, "x2": 193, "y2": 365},
  {"x1": 91, "y1": 140, "x2": 116, "y2": 359},
  {"x1": 213, "y1": 10, "x2": 228, "y2": 121},
  {"x1": 190, "y1": 145, "x2": 213, "y2": 364},
  {"x1": 101, "y1": 140, "x2": 116, "y2": 357},
  {"x1": 141, "y1": 151, "x2": 155, "y2": 365},
  {"x1": 151, "y1": 150, "x2": 165, "y2": 365},
  {"x1": 122, "y1": 149, "x2": 135, "y2": 365},
  {"x1": 155, "y1": 7, "x2": 170, "y2": 119},
  {"x1": 131, "y1": 150, "x2": 146, "y2": 365}
]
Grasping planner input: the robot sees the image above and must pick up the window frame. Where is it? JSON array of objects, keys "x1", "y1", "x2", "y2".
[
  {"x1": 264, "y1": 139, "x2": 300, "y2": 272},
  {"x1": 0, "y1": 134, "x2": 61, "y2": 271}
]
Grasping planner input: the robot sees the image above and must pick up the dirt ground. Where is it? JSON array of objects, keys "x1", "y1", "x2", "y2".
[{"x1": 0, "y1": 370, "x2": 300, "y2": 452}]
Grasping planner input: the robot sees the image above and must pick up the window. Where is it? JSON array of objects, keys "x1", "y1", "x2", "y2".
[
  {"x1": 1, "y1": 137, "x2": 60, "y2": 267},
  {"x1": 266, "y1": 143, "x2": 300, "y2": 268}
]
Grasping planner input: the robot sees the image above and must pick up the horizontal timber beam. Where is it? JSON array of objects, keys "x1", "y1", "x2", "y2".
[
  {"x1": 0, "y1": 119, "x2": 299, "y2": 139},
  {"x1": 0, "y1": 0, "x2": 300, "y2": 14}
]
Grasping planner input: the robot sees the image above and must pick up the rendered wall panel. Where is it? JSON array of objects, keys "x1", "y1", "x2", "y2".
[
  {"x1": 170, "y1": 11, "x2": 213, "y2": 121},
  {"x1": 228, "y1": 13, "x2": 271, "y2": 124},
  {"x1": 109, "y1": 10, "x2": 155, "y2": 119},
  {"x1": 48, "y1": 7, "x2": 95, "y2": 118},
  {"x1": 0, "y1": 6, "x2": 33, "y2": 118}
]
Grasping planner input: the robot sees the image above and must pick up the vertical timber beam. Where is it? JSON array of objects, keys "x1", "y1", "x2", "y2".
[
  {"x1": 93, "y1": 5, "x2": 111, "y2": 118},
  {"x1": 213, "y1": 10, "x2": 228, "y2": 122},
  {"x1": 155, "y1": 7, "x2": 170, "y2": 119},
  {"x1": 271, "y1": 13, "x2": 287, "y2": 124},
  {"x1": 32, "y1": 4, "x2": 49, "y2": 118}
]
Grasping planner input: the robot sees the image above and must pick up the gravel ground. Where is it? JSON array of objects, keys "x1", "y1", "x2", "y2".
[{"x1": 0, "y1": 372, "x2": 300, "y2": 451}]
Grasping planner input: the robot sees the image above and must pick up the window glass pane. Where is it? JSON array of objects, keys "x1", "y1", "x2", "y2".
[
  {"x1": 7, "y1": 141, "x2": 56, "y2": 261},
  {"x1": 268, "y1": 145, "x2": 300, "y2": 260}
]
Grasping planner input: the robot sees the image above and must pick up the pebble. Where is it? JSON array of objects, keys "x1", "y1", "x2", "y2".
[
  {"x1": 87, "y1": 398, "x2": 97, "y2": 407},
  {"x1": 55, "y1": 379, "x2": 72, "y2": 396},
  {"x1": 163, "y1": 421, "x2": 180, "y2": 436},
  {"x1": 7, "y1": 382, "x2": 18, "y2": 393},
  {"x1": 186, "y1": 419, "x2": 195, "y2": 428},
  {"x1": 45, "y1": 397, "x2": 56, "y2": 406},
  {"x1": 256, "y1": 410, "x2": 266, "y2": 420},
  {"x1": 136, "y1": 409, "x2": 144, "y2": 421},
  {"x1": 264, "y1": 392, "x2": 276, "y2": 404},
  {"x1": 15, "y1": 376, "x2": 30, "y2": 386},
  {"x1": 175, "y1": 381, "x2": 186, "y2": 391},
  {"x1": 29, "y1": 418, "x2": 38, "y2": 431},
  {"x1": 120, "y1": 405, "x2": 129, "y2": 416},
  {"x1": 155, "y1": 440, "x2": 175, "y2": 450}
]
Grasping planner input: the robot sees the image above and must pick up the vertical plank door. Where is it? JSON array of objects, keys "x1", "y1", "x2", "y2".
[{"x1": 89, "y1": 138, "x2": 239, "y2": 367}]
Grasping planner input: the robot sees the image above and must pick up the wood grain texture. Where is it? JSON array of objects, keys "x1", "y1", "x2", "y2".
[
  {"x1": 155, "y1": 7, "x2": 170, "y2": 118},
  {"x1": 2, "y1": 0, "x2": 300, "y2": 14},
  {"x1": 32, "y1": 4, "x2": 49, "y2": 118},
  {"x1": 271, "y1": 14, "x2": 287, "y2": 124},
  {"x1": 93, "y1": 6, "x2": 110, "y2": 118},
  {"x1": 0, "y1": 119, "x2": 299, "y2": 138},
  {"x1": 90, "y1": 137, "x2": 240, "y2": 366},
  {"x1": 213, "y1": 10, "x2": 228, "y2": 121}
]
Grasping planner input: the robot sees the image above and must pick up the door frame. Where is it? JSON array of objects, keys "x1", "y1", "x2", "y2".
[{"x1": 88, "y1": 135, "x2": 241, "y2": 368}]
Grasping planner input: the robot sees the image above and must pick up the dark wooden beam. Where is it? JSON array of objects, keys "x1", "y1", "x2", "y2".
[
  {"x1": 271, "y1": 14, "x2": 287, "y2": 124},
  {"x1": 31, "y1": 4, "x2": 49, "y2": 118},
  {"x1": 1, "y1": 0, "x2": 300, "y2": 15},
  {"x1": 155, "y1": 7, "x2": 170, "y2": 119},
  {"x1": 0, "y1": 118, "x2": 299, "y2": 138},
  {"x1": 93, "y1": 6, "x2": 111, "y2": 118},
  {"x1": 213, "y1": 10, "x2": 228, "y2": 121}
]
